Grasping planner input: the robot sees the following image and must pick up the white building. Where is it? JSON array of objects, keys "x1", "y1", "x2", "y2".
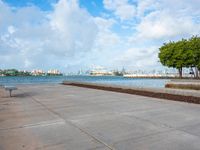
[
  {"x1": 31, "y1": 69, "x2": 45, "y2": 76},
  {"x1": 90, "y1": 66, "x2": 113, "y2": 76},
  {"x1": 47, "y1": 69, "x2": 61, "y2": 75}
]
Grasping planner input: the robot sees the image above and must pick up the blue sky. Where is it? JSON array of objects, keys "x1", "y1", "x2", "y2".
[
  {"x1": 2, "y1": 0, "x2": 57, "y2": 10},
  {"x1": 0, "y1": 0, "x2": 200, "y2": 72}
]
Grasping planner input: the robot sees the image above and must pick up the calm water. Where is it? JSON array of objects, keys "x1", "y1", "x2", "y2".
[{"x1": 0, "y1": 76, "x2": 169, "y2": 88}]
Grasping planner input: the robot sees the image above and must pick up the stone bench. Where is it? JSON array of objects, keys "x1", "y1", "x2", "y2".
[{"x1": 4, "y1": 86, "x2": 17, "y2": 97}]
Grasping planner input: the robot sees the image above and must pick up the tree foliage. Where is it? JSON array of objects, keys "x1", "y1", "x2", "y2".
[
  {"x1": 158, "y1": 36, "x2": 200, "y2": 78},
  {"x1": 189, "y1": 36, "x2": 200, "y2": 69},
  {"x1": 0, "y1": 69, "x2": 31, "y2": 76}
]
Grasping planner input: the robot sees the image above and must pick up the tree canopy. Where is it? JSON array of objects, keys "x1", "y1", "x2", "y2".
[
  {"x1": 189, "y1": 36, "x2": 200, "y2": 69},
  {"x1": 158, "y1": 36, "x2": 200, "y2": 78}
]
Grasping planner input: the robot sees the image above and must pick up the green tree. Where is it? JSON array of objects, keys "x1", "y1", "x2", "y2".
[
  {"x1": 159, "y1": 41, "x2": 175, "y2": 68},
  {"x1": 4, "y1": 69, "x2": 18, "y2": 76},
  {"x1": 174, "y1": 39, "x2": 194, "y2": 77},
  {"x1": 158, "y1": 39, "x2": 194, "y2": 78},
  {"x1": 188, "y1": 36, "x2": 200, "y2": 78},
  {"x1": 158, "y1": 41, "x2": 184, "y2": 77}
]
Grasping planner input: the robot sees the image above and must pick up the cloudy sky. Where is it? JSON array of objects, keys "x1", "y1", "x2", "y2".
[{"x1": 0, "y1": 0, "x2": 200, "y2": 72}]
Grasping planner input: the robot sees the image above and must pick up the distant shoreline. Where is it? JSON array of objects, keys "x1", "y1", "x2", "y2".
[
  {"x1": 123, "y1": 76, "x2": 200, "y2": 80},
  {"x1": 1, "y1": 75, "x2": 199, "y2": 80},
  {"x1": 0, "y1": 75, "x2": 63, "y2": 77}
]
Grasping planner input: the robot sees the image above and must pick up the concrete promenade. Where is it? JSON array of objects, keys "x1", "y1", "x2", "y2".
[{"x1": 0, "y1": 84, "x2": 200, "y2": 150}]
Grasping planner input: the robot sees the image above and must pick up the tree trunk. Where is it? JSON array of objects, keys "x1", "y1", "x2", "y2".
[
  {"x1": 199, "y1": 69, "x2": 200, "y2": 78},
  {"x1": 178, "y1": 68, "x2": 182, "y2": 78},
  {"x1": 195, "y1": 67, "x2": 199, "y2": 79},
  {"x1": 190, "y1": 67, "x2": 195, "y2": 78}
]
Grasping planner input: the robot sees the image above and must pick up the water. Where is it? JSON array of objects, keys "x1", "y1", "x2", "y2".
[{"x1": 0, "y1": 75, "x2": 169, "y2": 88}]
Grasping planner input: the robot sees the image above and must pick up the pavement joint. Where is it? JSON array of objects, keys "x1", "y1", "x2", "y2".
[
  {"x1": 112, "y1": 128, "x2": 176, "y2": 147},
  {"x1": 0, "y1": 119, "x2": 66, "y2": 131},
  {"x1": 20, "y1": 88, "x2": 116, "y2": 150},
  {"x1": 124, "y1": 113, "x2": 175, "y2": 129},
  {"x1": 122, "y1": 110, "x2": 200, "y2": 140}
]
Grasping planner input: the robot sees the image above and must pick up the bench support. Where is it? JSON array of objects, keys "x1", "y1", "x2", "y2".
[
  {"x1": 4, "y1": 86, "x2": 17, "y2": 97},
  {"x1": 9, "y1": 89, "x2": 12, "y2": 97}
]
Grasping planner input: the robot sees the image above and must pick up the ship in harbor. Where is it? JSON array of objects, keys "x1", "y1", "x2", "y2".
[{"x1": 90, "y1": 66, "x2": 113, "y2": 76}]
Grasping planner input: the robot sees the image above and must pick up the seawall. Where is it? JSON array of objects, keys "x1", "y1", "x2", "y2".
[
  {"x1": 165, "y1": 79, "x2": 200, "y2": 90},
  {"x1": 63, "y1": 81, "x2": 200, "y2": 104}
]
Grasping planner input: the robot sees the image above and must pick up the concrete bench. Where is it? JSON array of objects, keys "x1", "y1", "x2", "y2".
[{"x1": 4, "y1": 86, "x2": 17, "y2": 97}]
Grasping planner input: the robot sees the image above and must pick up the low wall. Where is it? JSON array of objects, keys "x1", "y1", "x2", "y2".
[
  {"x1": 63, "y1": 81, "x2": 200, "y2": 104},
  {"x1": 166, "y1": 80, "x2": 200, "y2": 90}
]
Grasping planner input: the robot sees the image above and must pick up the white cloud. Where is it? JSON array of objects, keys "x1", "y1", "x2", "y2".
[
  {"x1": 0, "y1": 0, "x2": 98, "y2": 70},
  {"x1": 7, "y1": 26, "x2": 16, "y2": 34},
  {"x1": 134, "y1": 11, "x2": 200, "y2": 40},
  {"x1": 136, "y1": 0, "x2": 157, "y2": 17},
  {"x1": 94, "y1": 17, "x2": 115, "y2": 31},
  {"x1": 94, "y1": 17, "x2": 120, "y2": 46},
  {"x1": 0, "y1": 0, "x2": 200, "y2": 72},
  {"x1": 103, "y1": 0, "x2": 136, "y2": 20},
  {"x1": 82, "y1": 17, "x2": 122, "y2": 68},
  {"x1": 113, "y1": 46, "x2": 160, "y2": 70},
  {"x1": 129, "y1": 0, "x2": 200, "y2": 43}
]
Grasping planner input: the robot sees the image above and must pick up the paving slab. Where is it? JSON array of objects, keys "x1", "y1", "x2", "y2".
[
  {"x1": 0, "y1": 120, "x2": 104, "y2": 150},
  {"x1": 113, "y1": 130, "x2": 200, "y2": 150},
  {"x1": 70, "y1": 113, "x2": 170, "y2": 146},
  {"x1": 0, "y1": 109, "x2": 62, "y2": 130},
  {"x1": 180, "y1": 123, "x2": 200, "y2": 137},
  {"x1": 123, "y1": 103, "x2": 200, "y2": 128}
]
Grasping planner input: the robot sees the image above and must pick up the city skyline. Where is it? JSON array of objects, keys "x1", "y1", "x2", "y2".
[
  {"x1": 0, "y1": 0, "x2": 200, "y2": 72},
  {"x1": 0, "y1": 66, "x2": 189, "y2": 75}
]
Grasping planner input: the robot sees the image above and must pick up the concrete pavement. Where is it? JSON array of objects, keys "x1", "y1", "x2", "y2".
[{"x1": 0, "y1": 84, "x2": 200, "y2": 150}]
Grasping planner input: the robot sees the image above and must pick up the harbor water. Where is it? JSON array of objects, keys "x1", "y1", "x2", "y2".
[{"x1": 0, "y1": 76, "x2": 169, "y2": 88}]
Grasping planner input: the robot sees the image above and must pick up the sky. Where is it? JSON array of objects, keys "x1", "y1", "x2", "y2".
[{"x1": 0, "y1": 0, "x2": 200, "y2": 72}]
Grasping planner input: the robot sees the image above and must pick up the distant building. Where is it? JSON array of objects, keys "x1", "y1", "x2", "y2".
[
  {"x1": 31, "y1": 69, "x2": 45, "y2": 76},
  {"x1": 90, "y1": 67, "x2": 113, "y2": 76},
  {"x1": 47, "y1": 69, "x2": 62, "y2": 76}
]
